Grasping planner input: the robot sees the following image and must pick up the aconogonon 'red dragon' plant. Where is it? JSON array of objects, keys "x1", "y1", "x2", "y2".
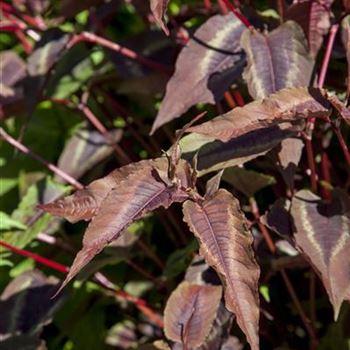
[{"x1": 40, "y1": 86, "x2": 350, "y2": 350}]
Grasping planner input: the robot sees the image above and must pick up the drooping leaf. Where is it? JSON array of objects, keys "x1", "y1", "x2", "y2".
[
  {"x1": 183, "y1": 189, "x2": 260, "y2": 350},
  {"x1": 291, "y1": 189, "x2": 350, "y2": 319},
  {"x1": 164, "y1": 281, "x2": 222, "y2": 348},
  {"x1": 0, "y1": 270, "x2": 64, "y2": 336},
  {"x1": 187, "y1": 87, "x2": 338, "y2": 142},
  {"x1": 151, "y1": 13, "x2": 245, "y2": 134},
  {"x1": 150, "y1": 0, "x2": 170, "y2": 35},
  {"x1": 180, "y1": 122, "x2": 302, "y2": 175},
  {"x1": 56, "y1": 127, "x2": 123, "y2": 182},
  {"x1": 285, "y1": 0, "x2": 334, "y2": 57},
  {"x1": 222, "y1": 167, "x2": 275, "y2": 198},
  {"x1": 41, "y1": 158, "x2": 192, "y2": 292},
  {"x1": 241, "y1": 21, "x2": 314, "y2": 100}
]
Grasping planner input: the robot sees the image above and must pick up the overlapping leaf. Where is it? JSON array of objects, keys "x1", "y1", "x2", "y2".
[
  {"x1": 183, "y1": 189, "x2": 260, "y2": 350},
  {"x1": 187, "y1": 87, "x2": 341, "y2": 142},
  {"x1": 180, "y1": 122, "x2": 302, "y2": 175},
  {"x1": 285, "y1": 0, "x2": 334, "y2": 57},
  {"x1": 241, "y1": 21, "x2": 314, "y2": 99},
  {"x1": 150, "y1": 0, "x2": 170, "y2": 35},
  {"x1": 40, "y1": 157, "x2": 193, "y2": 291},
  {"x1": 164, "y1": 281, "x2": 222, "y2": 348},
  {"x1": 291, "y1": 189, "x2": 350, "y2": 319},
  {"x1": 151, "y1": 13, "x2": 245, "y2": 133}
]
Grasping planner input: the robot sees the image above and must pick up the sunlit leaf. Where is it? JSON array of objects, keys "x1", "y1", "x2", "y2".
[
  {"x1": 187, "y1": 87, "x2": 338, "y2": 142},
  {"x1": 183, "y1": 189, "x2": 260, "y2": 350},
  {"x1": 285, "y1": 0, "x2": 334, "y2": 57},
  {"x1": 40, "y1": 158, "x2": 193, "y2": 292},
  {"x1": 150, "y1": 0, "x2": 170, "y2": 35},
  {"x1": 151, "y1": 13, "x2": 245, "y2": 133},
  {"x1": 164, "y1": 281, "x2": 222, "y2": 348},
  {"x1": 241, "y1": 21, "x2": 313, "y2": 99},
  {"x1": 291, "y1": 189, "x2": 350, "y2": 319}
]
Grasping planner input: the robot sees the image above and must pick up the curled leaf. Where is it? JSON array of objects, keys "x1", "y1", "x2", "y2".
[
  {"x1": 187, "y1": 87, "x2": 334, "y2": 142},
  {"x1": 241, "y1": 21, "x2": 314, "y2": 100},
  {"x1": 291, "y1": 189, "x2": 350, "y2": 319},
  {"x1": 151, "y1": 13, "x2": 245, "y2": 133},
  {"x1": 164, "y1": 281, "x2": 222, "y2": 349},
  {"x1": 183, "y1": 189, "x2": 260, "y2": 350}
]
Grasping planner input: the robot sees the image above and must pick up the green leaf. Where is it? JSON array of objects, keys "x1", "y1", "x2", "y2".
[{"x1": 0, "y1": 211, "x2": 27, "y2": 230}]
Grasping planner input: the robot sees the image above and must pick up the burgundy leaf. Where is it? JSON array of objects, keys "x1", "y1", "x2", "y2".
[
  {"x1": 150, "y1": 0, "x2": 170, "y2": 35},
  {"x1": 151, "y1": 13, "x2": 245, "y2": 134},
  {"x1": 41, "y1": 158, "x2": 192, "y2": 292},
  {"x1": 183, "y1": 189, "x2": 260, "y2": 350},
  {"x1": 241, "y1": 21, "x2": 314, "y2": 100},
  {"x1": 164, "y1": 281, "x2": 222, "y2": 348},
  {"x1": 180, "y1": 122, "x2": 302, "y2": 175},
  {"x1": 187, "y1": 87, "x2": 332, "y2": 142},
  {"x1": 205, "y1": 170, "x2": 224, "y2": 198},
  {"x1": 285, "y1": 0, "x2": 334, "y2": 57},
  {"x1": 342, "y1": 17, "x2": 350, "y2": 97},
  {"x1": 291, "y1": 189, "x2": 350, "y2": 319}
]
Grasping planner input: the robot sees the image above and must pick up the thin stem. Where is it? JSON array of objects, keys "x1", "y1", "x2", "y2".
[
  {"x1": 318, "y1": 24, "x2": 339, "y2": 89},
  {"x1": 332, "y1": 125, "x2": 350, "y2": 167},
  {"x1": 280, "y1": 269, "x2": 318, "y2": 350},
  {"x1": 0, "y1": 240, "x2": 164, "y2": 328},
  {"x1": 77, "y1": 103, "x2": 130, "y2": 165},
  {"x1": 0, "y1": 240, "x2": 69, "y2": 273},
  {"x1": 249, "y1": 198, "x2": 318, "y2": 345},
  {"x1": 224, "y1": 91, "x2": 236, "y2": 109},
  {"x1": 0, "y1": 128, "x2": 83, "y2": 190},
  {"x1": 304, "y1": 135, "x2": 318, "y2": 193},
  {"x1": 136, "y1": 239, "x2": 165, "y2": 269},
  {"x1": 221, "y1": 0, "x2": 253, "y2": 29},
  {"x1": 68, "y1": 32, "x2": 172, "y2": 75}
]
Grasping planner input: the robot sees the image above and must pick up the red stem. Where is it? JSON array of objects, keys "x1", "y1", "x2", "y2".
[
  {"x1": 221, "y1": 0, "x2": 253, "y2": 28},
  {"x1": 332, "y1": 125, "x2": 350, "y2": 168},
  {"x1": 318, "y1": 24, "x2": 339, "y2": 89},
  {"x1": 0, "y1": 241, "x2": 69, "y2": 274},
  {"x1": 0, "y1": 240, "x2": 164, "y2": 328},
  {"x1": 0, "y1": 128, "x2": 83, "y2": 190},
  {"x1": 67, "y1": 32, "x2": 172, "y2": 75}
]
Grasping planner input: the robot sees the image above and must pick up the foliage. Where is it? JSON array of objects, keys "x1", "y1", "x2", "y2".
[{"x1": 0, "y1": 0, "x2": 349, "y2": 349}]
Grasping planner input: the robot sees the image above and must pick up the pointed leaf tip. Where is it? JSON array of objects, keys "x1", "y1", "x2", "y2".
[{"x1": 183, "y1": 189, "x2": 260, "y2": 350}]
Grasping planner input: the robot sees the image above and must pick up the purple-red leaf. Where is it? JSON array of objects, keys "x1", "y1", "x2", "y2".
[
  {"x1": 183, "y1": 189, "x2": 260, "y2": 350},
  {"x1": 151, "y1": 13, "x2": 245, "y2": 134},
  {"x1": 41, "y1": 158, "x2": 192, "y2": 292},
  {"x1": 164, "y1": 281, "x2": 222, "y2": 348},
  {"x1": 241, "y1": 21, "x2": 314, "y2": 100},
  {"x1": 291, "y1": 189, "x2": 350, "y2": 319},
  {"x1": 150, "y1": 0, "x2": 170, "y2": 35},
  {"x1": 285, "y1": 0, "x2": 334, "y2": 58},
  {"x1": 180, "y1": 122, "x2": 302, "y2": 175},
  {"x1": 187, "y1": 87, "x2": 333, "y2": 142}
]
